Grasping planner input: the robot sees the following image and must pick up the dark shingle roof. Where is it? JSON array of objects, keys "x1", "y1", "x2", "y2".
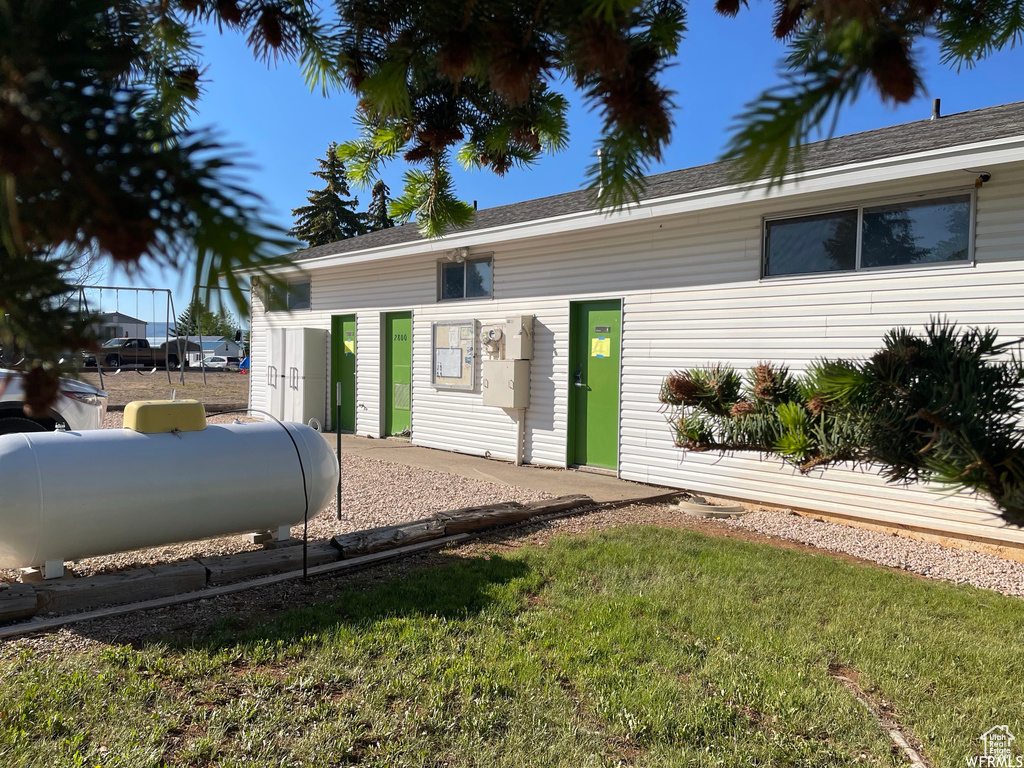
[{"x1": 291, "y1": 101, "x2": 1024, "y2": 262}]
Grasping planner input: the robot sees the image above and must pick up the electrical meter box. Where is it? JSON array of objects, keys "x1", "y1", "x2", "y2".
[
  {"x1": 505, "y1": 315, "x2": 534, "y2": 360},
  {"x1": 481, "y1": 359, "x2": 531, "y2": 408},
  {"x1": 481, "y1": 324, "x2": 505, "y2": 359}
]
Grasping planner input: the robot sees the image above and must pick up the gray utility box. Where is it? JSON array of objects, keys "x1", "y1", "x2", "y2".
[
  {"x1": 482, "y1": 359, "x2": 530, "y2": 408},
  {"x1": 505, "y1": 315, "x2": 534, "y2": 360}
]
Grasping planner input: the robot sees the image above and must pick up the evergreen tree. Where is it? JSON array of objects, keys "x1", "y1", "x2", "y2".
[
  {"x1": 176, "y1": 299, "x2": 237, "y2": 338},
  {"x1": 175, "y1": 299, "x2": 205, "y2": 336},
  {"x1": 289, "y1": 144, "x2": 367, "y2": 247},
  {"x1": 363, "y1": 180, "x2": 396, "y2": 232},
  {"x1": 214, "y1": 307, "x2": 241, "y2": 339}
]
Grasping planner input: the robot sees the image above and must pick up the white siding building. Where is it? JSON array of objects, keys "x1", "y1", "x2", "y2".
[{"x1": 250, "y1": 102, "x2": 1024, "y2": 551}]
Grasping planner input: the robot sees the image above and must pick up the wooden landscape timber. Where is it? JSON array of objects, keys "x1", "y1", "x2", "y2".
[
  {"x1": 519, "y1": 495, "x2": 594, "y2": 516},
  {"x1": 200, "y1": 542, "x2": 340, "y2": 585},
  {"x1": 332, "y1": 519, "x2": 447, "y2": 558},
  {"x1": 33, "y1": 561, "x2": 208, "y2": 615},
  {"x1": 0, "y1": 583, "x2": 38, "y2": 622},
  {"x1": 434, "y1": 495, "x2": 593, "y2": 534},
  {"x1": 0, "y1": 533, "x2": 472, "y2": 640},
  {"x1": 0, "y1": 494, "x2": 597, "y2": 626},
  {"x1": 432, "y1": 503, "x2": 528, "y2": 535}
]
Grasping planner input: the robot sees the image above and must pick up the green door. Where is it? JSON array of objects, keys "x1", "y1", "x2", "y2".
[
  {"x1": 569, "y1": 300, "x2": 621, "y2": 469},
  {"x1": 384, "y1": 312, "x2": 412, "y2": 436},
  {"x1": 331, "y1": 314, "x2": 356, "y2": 432}
]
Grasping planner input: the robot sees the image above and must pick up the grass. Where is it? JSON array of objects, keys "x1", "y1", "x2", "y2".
[{"x1": 2, "y1": 525, "x2": 1023, "y2": 767}]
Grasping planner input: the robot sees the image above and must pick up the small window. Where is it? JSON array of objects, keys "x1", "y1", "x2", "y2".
[
  {"x1": 764, "y1": 193, "x2": 973, "y2": 278},
  {"x1": 440, "y1": 262, "x2": 465, "y2": 301},
  {"x1": 267, "y1": 279, "x2": 311, "y2": 311},
  {"x1": 437, "y1": 255, "x2": 493, "y2": 301}
]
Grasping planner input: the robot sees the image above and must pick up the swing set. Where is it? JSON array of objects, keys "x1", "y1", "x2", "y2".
[{"x1": 74, "y1": 285, "x2": 189, "y2": 389}]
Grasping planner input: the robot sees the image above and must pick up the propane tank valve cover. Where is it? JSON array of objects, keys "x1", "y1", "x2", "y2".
[{"x1": 124, "y1": 399, "x2": 207, "y2": 433}]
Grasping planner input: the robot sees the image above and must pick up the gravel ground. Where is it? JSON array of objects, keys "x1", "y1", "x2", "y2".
[
  {"x1": 0, "y1": 413, "x2": 549, "y2": 582},
  {"x1": 725, "y1": 507, "x2": 1024, "y2": 598}
]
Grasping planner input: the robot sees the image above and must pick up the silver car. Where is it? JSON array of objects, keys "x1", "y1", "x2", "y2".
[
  {"x1": 201, "y1": 355, "x2": 235, "y2": 371},
  {"x1": 0, "y1": 370, "x2": 108, "y2": 434}
]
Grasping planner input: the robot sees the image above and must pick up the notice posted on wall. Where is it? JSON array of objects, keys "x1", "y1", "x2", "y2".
[
  {"x1": 432, "y1": 320, "x2": 477, "y2": 390},
  {"x1": 435, "y1": 348, "x2": 462, "y2": 378}
]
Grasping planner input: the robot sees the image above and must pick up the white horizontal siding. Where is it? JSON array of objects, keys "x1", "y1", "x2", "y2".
[
  {"x1": 355, "y1": 313, "x2": 381, "y2": 436},
  {"x1": 246, "y1": 162, "x2": 1024, "y2": 545},
  {"x1": 410, "y1": 298, "x2": 569, "y2": 466},
  {"x1": 247, "y1": 285, "x2": 262, "y2": 412},
  {"x1": 616, "y1": 166, "x2": 1024, "y2": 544}
]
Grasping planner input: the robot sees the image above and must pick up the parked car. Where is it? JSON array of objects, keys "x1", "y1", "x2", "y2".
[
  {"x1": 0, "y1": 370, "x2": 108, "y2": 434},
  {"x1": 82, "y1": 338, "x2": 184, "y2": 370},
  {"x1": 201, "y1": 355, "x2": 237, "y2": 371}
]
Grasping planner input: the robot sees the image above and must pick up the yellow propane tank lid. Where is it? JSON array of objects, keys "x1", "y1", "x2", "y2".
[{"x1": 123, "y1": 400, "x2": 207, "y2": 433}]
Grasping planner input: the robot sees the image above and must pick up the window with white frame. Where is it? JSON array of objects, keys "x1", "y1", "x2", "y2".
[
  {"x1": 266, "y1": 279, "x2": 311, "y2": 311},
  {"x1": 763, "y1": 193, "x2": 973, "y2": 278},
  {"x1": 437, "y1": 254, "x2": 493, "y2": 301}
]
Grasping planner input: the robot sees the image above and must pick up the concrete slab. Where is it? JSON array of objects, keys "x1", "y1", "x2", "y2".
[{"x1": 328, "y1": 433, "x2": 675, "y2": 504}]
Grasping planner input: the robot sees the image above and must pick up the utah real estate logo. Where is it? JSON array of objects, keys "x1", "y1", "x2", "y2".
[{"x1": 968, "y1": 726, "x2": 1022, "y2": 767}]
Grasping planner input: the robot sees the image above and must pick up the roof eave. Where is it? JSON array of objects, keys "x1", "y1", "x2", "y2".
[{"x1": 264, "y1": 134, "x2": 1024, "y2": 275}]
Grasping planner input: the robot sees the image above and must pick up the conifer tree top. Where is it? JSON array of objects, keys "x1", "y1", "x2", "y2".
[{"x1": 289, "y1": 144, "x2": 368, "y2": 247}]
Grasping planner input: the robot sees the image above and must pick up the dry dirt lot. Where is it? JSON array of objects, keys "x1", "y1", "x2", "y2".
[{"x1": 79, "y1": 370, "x2": 249, "y2": 407}]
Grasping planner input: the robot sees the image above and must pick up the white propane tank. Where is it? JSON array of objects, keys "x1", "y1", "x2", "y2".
[{"x1": 0, "y1": 421, "x2": 339, "y2": 573}]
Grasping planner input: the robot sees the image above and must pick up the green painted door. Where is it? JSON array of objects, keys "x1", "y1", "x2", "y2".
[
  {"x1": 569, "y1": 300, "x2": 621, "y2": 469},
  {"x1": 331, "y1": 314, "x2": 356, "y2": 432},
  {"x1": 384, "y1": 312, "x2": 412, "y2": 436}
]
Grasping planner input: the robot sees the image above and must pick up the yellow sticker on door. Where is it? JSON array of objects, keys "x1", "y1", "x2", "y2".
[
  {"x1": 344, "y1": 339, "x2": 355, "y2": 356},
  {"x1": 591, "y1": 337, "x2": 610, "y2": 358}
]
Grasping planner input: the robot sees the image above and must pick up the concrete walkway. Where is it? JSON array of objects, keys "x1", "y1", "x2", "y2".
[{"x1": 329, "y1": 433, "x2": 675, "y2": 504}]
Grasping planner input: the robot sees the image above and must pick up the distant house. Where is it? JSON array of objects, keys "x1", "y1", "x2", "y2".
[
  {"x1": 94, "y1": 312, "x2": 146, "y2": 341},
  {"x1": 201, "y1": 337, "x2": 243, "y2": 358}
]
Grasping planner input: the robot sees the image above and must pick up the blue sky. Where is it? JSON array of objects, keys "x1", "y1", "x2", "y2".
[{"x1": 105, "y1": 3, "x2": 1024, "y2": 321}]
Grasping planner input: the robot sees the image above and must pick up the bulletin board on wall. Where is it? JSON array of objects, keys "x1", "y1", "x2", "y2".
[{"x1": 432, "y1": 320, "x2": 477, "y2": 390}]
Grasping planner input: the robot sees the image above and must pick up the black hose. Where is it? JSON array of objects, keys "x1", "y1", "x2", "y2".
[{"x1": 206, "y1": 407, "x2": 311, "y2": 581}]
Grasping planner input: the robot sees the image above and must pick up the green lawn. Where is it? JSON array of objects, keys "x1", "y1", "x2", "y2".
[{"x1": 2, "y1": 526, "x2": 1022, "y2": 767}]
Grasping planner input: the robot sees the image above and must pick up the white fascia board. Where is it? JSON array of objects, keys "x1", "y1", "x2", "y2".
[
  {"x1": 287, "y1": 136, "x2": 1024, "y2": 273},
  {"x1": 649, "y1": 136, "x2": 1024, "y2": 219}
]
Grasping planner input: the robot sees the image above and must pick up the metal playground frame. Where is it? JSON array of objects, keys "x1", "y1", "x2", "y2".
[{"x1": 74, "y1": 285, "x2": 220, "y2": 389}]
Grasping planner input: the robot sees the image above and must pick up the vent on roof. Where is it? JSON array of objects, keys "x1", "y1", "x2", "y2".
[{"x1": 932, "y1": 98, "x2": 941, "y2": 120}]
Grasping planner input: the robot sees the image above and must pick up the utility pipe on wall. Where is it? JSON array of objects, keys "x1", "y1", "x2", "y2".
[{"x1": 515, "y1": 408, "x2": 525, "y2": 466}]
